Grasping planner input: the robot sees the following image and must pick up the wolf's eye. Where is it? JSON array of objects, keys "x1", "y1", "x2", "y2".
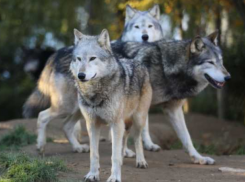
[
  {"x1": 148, "y1": 25, "x2": 153, "y2": 28},
  {"x1": 90, "y1": 57, "x2": 96, "y2": 61},
  {"x1": 208, "y1": 61, "x2": 214, "y2": 65},
  {"x1": 134, "y1": 25, "x2": 139, "y2": 29},
  {"x1": 77, "y1": 57, "x2": 81, "y2": 61}
]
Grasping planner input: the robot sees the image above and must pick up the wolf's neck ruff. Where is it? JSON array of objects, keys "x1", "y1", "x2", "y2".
[{"x1": 76, "y1": 65, "x2": 120, "y2": 108}]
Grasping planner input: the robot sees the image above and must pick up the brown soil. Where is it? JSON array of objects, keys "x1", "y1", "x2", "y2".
[{"x1": 1, "y1": 113, "x2": 245, "y2": 182}]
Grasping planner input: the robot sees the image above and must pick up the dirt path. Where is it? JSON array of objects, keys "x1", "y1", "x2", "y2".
[
  {"x1": 1, "y1": 114, "x2": 245, "y2": 182},
  {"x1": 22, "y1": 142, "x2": 245, "y2": 182}
]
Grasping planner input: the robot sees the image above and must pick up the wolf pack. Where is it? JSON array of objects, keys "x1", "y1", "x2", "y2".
[{"x1": 23, "y1": 4, "x2": 231, "y2": 182}]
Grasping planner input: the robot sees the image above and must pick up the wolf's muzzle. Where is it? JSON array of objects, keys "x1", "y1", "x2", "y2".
[
  {"x1": 78, "y1": 72, "x2": 86, "y2": 81},
  {"x1": 142, "y1": 34, "x2": 149, "y2": 41},
  {"x1": 224, "y1": 75, "x2": 231, "y2": 81}
]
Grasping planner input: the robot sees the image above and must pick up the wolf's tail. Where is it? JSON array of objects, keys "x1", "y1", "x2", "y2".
[{"x1": 23, "y1": 88, "x2": 50, "y2": 118}]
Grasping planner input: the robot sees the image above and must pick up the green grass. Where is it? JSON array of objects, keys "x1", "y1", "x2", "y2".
[
  {"x1": 0, "y1": 125, "x2": 53, "y2": 150},
  {"x1": 0, "y1": 125, "x2": 36, "y2": 150},
  {"x1": 0, "y1": 152, "x2": 67, "y2": 182}
]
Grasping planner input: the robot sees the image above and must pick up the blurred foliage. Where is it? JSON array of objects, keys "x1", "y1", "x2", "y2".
[{"x1": 0, "y1": 0, "x2": 244, "y2": 122}]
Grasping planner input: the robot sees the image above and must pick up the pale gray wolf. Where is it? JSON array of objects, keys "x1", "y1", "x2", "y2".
[
  {"x1": 120, "y1": 4, "x2": 163, "y2": 42},
  {"x1": 71, "y1": 29, "x2": 151, "y2": 182},
  {"x1": 112, "y1": 30, "x2": 231, "y2": 165},
  {"x1": 23, "y1": 4, "x2": 163, "y2": 156},
  {"x1": 116, "y1": 4, "x2": 164, "y2": 156}
]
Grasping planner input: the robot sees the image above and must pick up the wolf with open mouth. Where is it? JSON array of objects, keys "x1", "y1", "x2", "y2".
[{"x1": 112, "y1": 30, "x2": 231, "y2": 165}]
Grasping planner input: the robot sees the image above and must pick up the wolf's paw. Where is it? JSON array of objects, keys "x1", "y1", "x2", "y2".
[
  {"x1": 123, "y1": 148, "x2": 136, "y2": 158},
  {"x1": 136, "y1": 160, "x2": 148, "y2": 169},
  {"x1": 73, "y1": 144, "x2": 90, "y2": 153},
  {"x1": 190, "y1": 154, "x2": 215, "y2": 165},
  {"x1": 36, "y1": 141, "x2": 46, "y2": 154},
  {"x1": 143, "y1": 142, "x2": 161, "y2": 152},
  {"x1": 107, "y1": 175, "x2": 121, "y2": 182},
  {"x1": 84, "y1": 172, "x2": 100, "y2": 182}
]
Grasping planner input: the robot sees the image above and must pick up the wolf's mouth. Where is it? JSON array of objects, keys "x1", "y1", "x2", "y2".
[
  {"x1": 204, "y1": 74, "x2": 225, "y2": 89},
  {"x1": 80, "y1": 73, "x2": 97, "y2": 82}
]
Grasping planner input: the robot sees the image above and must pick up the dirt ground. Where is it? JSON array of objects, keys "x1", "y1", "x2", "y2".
[{"x1": 1, "y1": 113, "x2": 245, "y2": 182}]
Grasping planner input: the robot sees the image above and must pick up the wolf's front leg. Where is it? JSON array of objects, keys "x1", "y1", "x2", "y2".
[
  {"x1": 107, "y1": 121, "x2": 125, "y2": 182},
  {"x1": 84, "y1": 118, "x2": 101, "y2": 182},
  {"x1": 142, "y1": 115, "x2": 161, "y2": 152},
  {"x1": 163, "y1": 101, "x2": 215, "y2": 165}
]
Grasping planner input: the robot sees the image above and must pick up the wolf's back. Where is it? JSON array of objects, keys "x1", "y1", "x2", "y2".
[{"x1": 23, "y1": 47, "x2": 73, "y2": 118}]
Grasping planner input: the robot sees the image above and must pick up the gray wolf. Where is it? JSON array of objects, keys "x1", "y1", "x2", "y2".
[
  {"x1": 23, "y1": 4, "x2": 163, "y2": 155},
  {"x1": 112, "y1": 30, "x2": 231, "y2": 165},
  {"x1": 71, "y1": 29, "x2": 151, "y2": 182}
]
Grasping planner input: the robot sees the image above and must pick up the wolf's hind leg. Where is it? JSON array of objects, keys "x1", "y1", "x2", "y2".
[
  {"x1": 73, "y1": 120, "x2": 83, "y2": 143},
  {"x1": 132, "y1": 113, "x2": 148, "y2": 169},
  {"x1": 63, "y1": 111, "x2": 89, "y2": 153},
  {"x1": 164, "y1": 100, "x2": 215, "y2": 165},
  {"x1": 142, "y1": 115, "x2": 161, "y2": 152},
  {"x1": 123, "y1": 129, "x2": 136, "y2": 158},
  {"x1": 36, "y1": 108, "x2": 57, "y2": 153}
]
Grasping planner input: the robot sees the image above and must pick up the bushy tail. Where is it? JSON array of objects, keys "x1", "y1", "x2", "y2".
[{"x1": 22, "y1": 88, "x2": 50, "y2": 118}]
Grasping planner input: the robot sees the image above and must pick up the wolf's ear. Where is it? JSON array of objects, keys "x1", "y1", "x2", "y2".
[
  {"x1": 98, "y1": 29, "x2": 111, "y2": 51},
  {"x1": 207, "y1": 30, "x2": 219, "y2": 46},
  {"x1": 74, "y1": 29, "x2": 84, "y2": 44},
  {"x1": 190, "y1": 36, "x2": 205, "y2": 54},
  {"x1": 149, "y1": 4, "x2": 160, "y2": 20},
  {"x1": 125, "y1": 5, "x2": 137, "y2": 23}
]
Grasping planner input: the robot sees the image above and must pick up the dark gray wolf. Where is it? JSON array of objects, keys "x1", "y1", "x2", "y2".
[
  {"x1": 71, "y1": 29, "x2": 151, "y2": 182},
  {"x1": 112, "y1": 30, "x2": 231, "y2": 165}
]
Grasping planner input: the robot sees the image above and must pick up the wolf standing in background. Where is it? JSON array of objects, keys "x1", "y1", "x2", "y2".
[
  {"x1": 114, "y1": 4, "x2": 164, "y2": 156},
  {"x1": 120, "y1": 4, "x2": 163, "y2": 42},
  {"x1": 23, "y1": 4, "x2": 163, "y2": 155},
  {"x1": 71, "y1": 29, "x2": 152, "y2": 182},
  {"x1": 112, "y1": 30, "x2": 231, "y2": 165}
]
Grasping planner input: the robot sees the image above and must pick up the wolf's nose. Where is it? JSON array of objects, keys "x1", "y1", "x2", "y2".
[
  {"x1": 142, "y1": 34, "x2": 149, "y2": 41},
  {"x1": 78, "y1": 73, "x2": 86, "y2": 80},
  {"x1": 224, "y1": 75, "x2": 231, "y2": 81}
]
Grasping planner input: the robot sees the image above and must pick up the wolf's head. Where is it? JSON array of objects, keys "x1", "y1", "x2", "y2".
[
  {"x1": 70, "y1": 29, "x2": 116, "y2": 82},
  {"x1": 121, "y1": 4, "x2": 163, "y2": 43},
  {"x1": 190, "y1": 31, "x2": 231, "y2": 89}
]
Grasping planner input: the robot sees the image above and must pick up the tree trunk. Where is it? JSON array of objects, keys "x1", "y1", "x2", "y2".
[{"x1": 215, "y1": 1, "x2": 225, "y2": 119}]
